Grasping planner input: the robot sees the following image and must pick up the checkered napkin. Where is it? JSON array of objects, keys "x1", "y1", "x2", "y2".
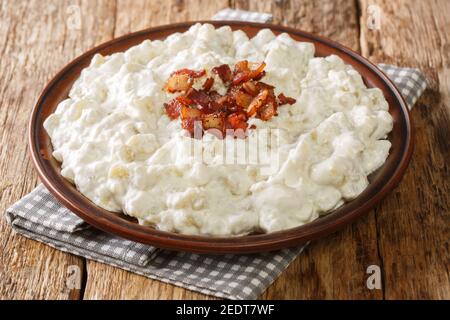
[
  {"x1": 6, "y1": 185, "x2": 303, "y2": 300},
  {"x1": 6, "y1": 10, "x2": 427, "y2": 300}
]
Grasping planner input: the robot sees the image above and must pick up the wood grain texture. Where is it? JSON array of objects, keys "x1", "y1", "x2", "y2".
[
  {"x1": 232, "y1": 0, "x2": 361, "y2": 51},
  {"x1": 359, "y1": 0, "x2": 450, "y2": 299},
  {"x1": 0, "y1": 0, "x2": 449, "y2": 300},
  {"x1": 0, "y1": 0, "x2": 117, "y2": 299},
  {"x1": 113, "y1": 0, "x2": 230, "y2": 38}
]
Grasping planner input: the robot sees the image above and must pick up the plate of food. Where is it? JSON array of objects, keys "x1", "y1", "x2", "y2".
[{"x1": 29, "y1": 21, "x2": 413, "y2": 253}]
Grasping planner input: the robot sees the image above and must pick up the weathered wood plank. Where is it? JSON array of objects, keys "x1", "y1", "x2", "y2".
[
  {"x1": 232, "y1": 0, "x2": 361, "y2": 51},
  {"x1": 113, "y1": 0, "x2": 230, "y2": 38},
  {"x1": 359, "y1": 0, "x2": 450, "y2": 299},
  {"x1": 0, "y1": 0, "x2": 116, "y2": 299},
  {"x1": 84, "y1": 263, "x2": 216, "y2": 300}
]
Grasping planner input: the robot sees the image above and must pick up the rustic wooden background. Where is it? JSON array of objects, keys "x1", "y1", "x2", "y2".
[{"x1": 0, "y1": 0, "x2": 449, "y2": 300}]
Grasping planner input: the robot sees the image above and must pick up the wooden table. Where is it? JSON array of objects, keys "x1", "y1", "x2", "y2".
[{"x1": 0, "y1": 0, "x2": 449, "y2": 300}]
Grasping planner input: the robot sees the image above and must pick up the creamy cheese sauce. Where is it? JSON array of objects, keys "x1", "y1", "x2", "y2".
[{"x1": 44, "y1": 23, "x2": 393, "y2": 236}]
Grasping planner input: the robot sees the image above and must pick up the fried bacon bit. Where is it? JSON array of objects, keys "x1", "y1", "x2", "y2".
[
  {"x1": 180, "y1": 104, "x2": 202, "y2": 119},
  {"x1": 176, "y1": 95, "x2": 193, "y2": 106},
  {"x1": 256, "y1": 81, "x2": 275, "y2": 91},
  {"x1": 164, "y1": 99, "x2": 183, "y2": 119},
  {"x1": 233, "y1": 61, "x2": 266, "y2": 85},
  {"x1": 212, "y1": 64, "x2": 232, "y2": 83},
  {"x1": 215, "y1": 95, "x2": 229, "y2": 106},
  {"x1": 186, "y1": 88, "x2": 211, "y2": 109},
  {"x1": 247, "y1": 89, "x2": 269, "y2": 117},
  {"x1": 258, "y1": 96, "x2": 277, "y2": 121},
  {"x1": 165, "y1": 73, "x2": 191, "y2": 93},
  {"x1": 242, "y1": 81, "x2": 259, "y2": 95},
  {"x1": 253, "y1": 70, "x2": 266, "y2": 81},
  {"x1": 202, "y1": 112, "x2": 225, "y2": 131},
  {"x1": 234, "y1": 90, "x2": 253, "y2": 109},
  {"x1": 226, "y1": 111, "x2": 248, "y2": 131},
  {"x1": 249, "y1": 62, "x2": 266, "y2": 79},
  {"x1": 163, "y1": 61, "x2": 297, "y2": 138},
  {"x1": 202, "y1": 77, "x2": 214, "y2": 91},
  {"x1": 180, "y1": 105, "x2": 202, "y2": 135},
  {"x1": 172, "y1": 68, "x2": 206, "y2": 78},
  {"x1": 165, "y1": 68, "x2": 206, "y2": 93},
  {"x1": 278, "y1": 93, "x2": 296, "y2": 105}
]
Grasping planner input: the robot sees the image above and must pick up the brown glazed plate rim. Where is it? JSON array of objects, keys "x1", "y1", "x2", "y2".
[{"x1": 29, "y1": 21, "x2": 414, "y2": 254}]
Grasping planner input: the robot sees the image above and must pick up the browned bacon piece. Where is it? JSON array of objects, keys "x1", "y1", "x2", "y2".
[
  {"x1": 164, "y1": 99, "x2": 183, "y2": 119},
  {"x1": 180, "y1": 105, "x2": 202, "y2": 136},
  {"x1": 247, "y1": 89, "x2": 269, "y2": 117},
  {"x1": 226, "y1": 111, "x2": 248, "y2": 131},
  {"x1": 257, "y1": 95, "x2": 277, "y2": 121},
  {"x1": 212, "y1": 64, "x2": 232, "y2": 83},
  {"x1": 234, "y1": 91, "x2": 253, "y2": 109},
  {"x1": 278, "y1": 93, "x2": 296, "y2": 105},
  {"x1": 232, "y1": 61, "x2": 266, "y2": 85},
  {"x1": 186, "y1": 88, "x2": 211, "y2": 109},
  {"x1": 165, "y1": 68, "x2": 206, "y2": 93},
  {"x1": 165, "y1": 73, "x2": 191, "y2": 93},
  {"x1": 172, "y1": 68, "x2": 206, "y2": 78},
  {"x1": 242, "y1": 81, "x2": 259, "y2": 96},
  {"x1": 202, "y1": 77, "x2": 214, "y2": 91},
  {"x1": 202, "y1": 112, "x2": 225, "y2": 132},
  {"x1": 163, "y1": 61, "x2": 296, "y2": 138}
]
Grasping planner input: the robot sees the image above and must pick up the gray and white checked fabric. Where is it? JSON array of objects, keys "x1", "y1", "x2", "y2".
[
  {"x1": 378, "y1": 64, "x2": 427, "y2": 108},
  {"x1": 5, "y1": 10, "x2": 427, "y2": 300},
  {"x1": 6, "y1": 185, "x2": 303, "y2": 300}
]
